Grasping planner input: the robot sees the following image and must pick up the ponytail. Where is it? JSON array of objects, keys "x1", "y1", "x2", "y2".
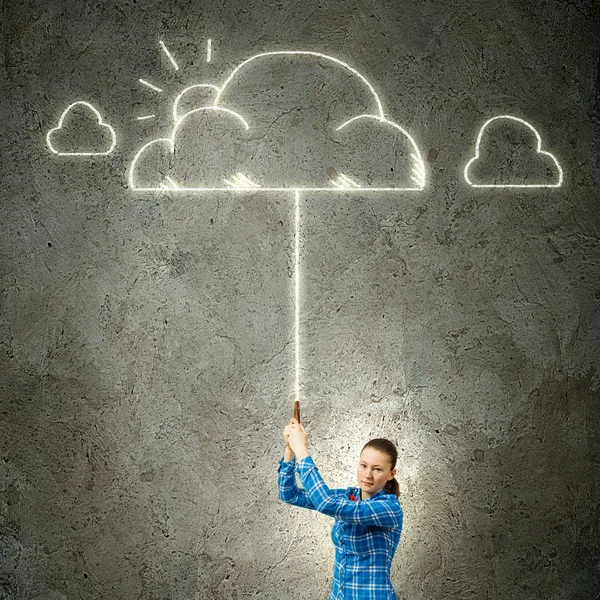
[
  {"x1": 385, "y1": 477, "x2": 400, "y2": 498},
  {"x1": 362, "y1": 438, "x2": 401, "y2": 498}
]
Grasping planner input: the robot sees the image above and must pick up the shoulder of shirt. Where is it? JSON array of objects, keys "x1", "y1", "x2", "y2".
[{"x1": 373, "y1": 491, "x2": 402, "y2": 504}]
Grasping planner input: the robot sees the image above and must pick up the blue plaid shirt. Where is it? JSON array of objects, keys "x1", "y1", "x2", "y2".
[{"x1": 278, "y1": 455, "x2": 403, "y2": 600}]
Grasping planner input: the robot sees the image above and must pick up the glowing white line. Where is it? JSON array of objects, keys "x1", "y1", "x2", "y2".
[
  {"x1": 46, "y1": 101, "x2": 116, "y2": 156},
  {"x1": 207, "y1": 39, "x2": 212, "y2": 63},
  {"x1": 226, "y1": 177, "x2": 243, "y2": 188},
  {"x1": 173, "y1": 106, "x2": 249, "y2": 131},
  {"x1": 159, "y1": 40, "x2": 179, "y2": 71},
  {"x1": 136, "y1": 115, "x2": 156, "y2": 121},
  {"x1": 213, "y1": 51, "x2": 384, "y2": 120},
  {"x1": 224, "y1": 173, "x2": 260, "y2": 189},
  {"x1": 464, "y1": 115, "x2": 563, "y2": 188},
  {"x1": 172, "y1": 84, "x2": 222, "y2": 122},
  {"x1": 129, "y1": 137, "x2": 170, "y2": 189},
  {"x1": 331, "y1": 179, "x2": 345, "y2": 189},
  {"x1": 339, "y1": 173, "x2": 361, "y2": 188},
  {"x1": 236, "y1": 173, "x2": 260, "y2": 187},
  {"x1": 294, "y1": 189, "x2": 301, "y2": 404},
  {"x1": 132, "y1": 187, "x2": 425, "y2": 192},
  {"x1": 139, "y1": 79, "x2": 163, "y2": 93},
  {"x1": 411, "y1": 161, "x2": 425, "y2": 187},
  {"x1": 165, "y1": 176, "x2": 179, "y2": 189},
  {"x1": 411, "y1": 154, "x2": 425, "y2": 176},
  {"x1": 337, "y1": 114, "x2": 426, "y2": 189},
  {"x1": 231, "y1": 175, "x2": 247, "y2": 187}
]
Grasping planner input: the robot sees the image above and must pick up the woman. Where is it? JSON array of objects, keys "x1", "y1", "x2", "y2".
[{"x1": 278, "y1": 417, "x2": 403, "y2": 599}]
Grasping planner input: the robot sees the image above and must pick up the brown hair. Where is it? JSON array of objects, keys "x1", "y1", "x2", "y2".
[{"x1": 361, "y1": 438, "x2": 400, "y2": 498}]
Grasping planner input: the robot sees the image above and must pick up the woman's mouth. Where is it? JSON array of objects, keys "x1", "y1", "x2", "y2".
[{"x1": 363, "y1": 481, "x2": 373, "y2": 486}]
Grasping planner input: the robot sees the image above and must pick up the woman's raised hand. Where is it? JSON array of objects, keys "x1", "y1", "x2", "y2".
[
  {"x1": 283, "y1": 418, "x2": 297, "y2": 445},
  {"x1": 285, "y1": 418, "x2": 309, "y2": 459}
]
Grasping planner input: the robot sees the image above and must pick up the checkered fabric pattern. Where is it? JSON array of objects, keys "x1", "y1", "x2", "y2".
[{"x1": 278, "y1": 455, "x2": 403, "y2": 599}]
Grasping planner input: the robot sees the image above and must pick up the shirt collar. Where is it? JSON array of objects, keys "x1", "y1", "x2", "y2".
[{"x1": 357, "y1": 486, "x2": 387, "y2": 501}]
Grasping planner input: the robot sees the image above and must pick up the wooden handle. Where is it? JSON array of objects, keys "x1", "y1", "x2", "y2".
[{"x1": 293, "y1": 400, "x2": 301, "y2": 424}]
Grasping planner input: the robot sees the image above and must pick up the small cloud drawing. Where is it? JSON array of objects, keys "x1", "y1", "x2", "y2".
[
  {"x1": 334, "y1": 115, "x2": 425, "y2": 189},
  {"x1": 47, "y1": 101, "x2": 116, "y2": 156},
  {"x1": 464, "y1": 115, "x2": 563, "y2": 188},
  {"x1": 129, "y1": 106, "x2": 250, "y2": 190},
  {"x1": 129, "y1": 51, "x2": 426, "y2": 191}
]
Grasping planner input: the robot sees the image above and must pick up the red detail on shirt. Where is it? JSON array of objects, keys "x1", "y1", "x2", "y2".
[{"x1": 349, "y1": 494, "x2": 357, "y2": 501}]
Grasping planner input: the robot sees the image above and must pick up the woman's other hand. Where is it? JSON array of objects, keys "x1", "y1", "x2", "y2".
[
  {"x1": 283, "y1": 418, "x2": 296, "y2": 447},
  {"x1": 286, "y1": 418, "x2": 309, "y2": 460}
]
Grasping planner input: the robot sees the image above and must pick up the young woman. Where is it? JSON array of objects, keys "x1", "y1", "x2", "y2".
[{"x1": 278, "y1": 418, "x2": 403, "y2": 599}]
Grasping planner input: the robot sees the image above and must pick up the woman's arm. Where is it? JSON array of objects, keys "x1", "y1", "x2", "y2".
[
  {"x1": 284, "y1": 444, "x2": 295, "y2": 463},
  {"x1": 296, "y1": 456, "x2": 403, "y2": 529},
  {"x1": 278, "y1": 418, "x2": 317, "y2": 510},
  {"x1": 277, "y1": 456, "x2": 318, "y2": 510}
]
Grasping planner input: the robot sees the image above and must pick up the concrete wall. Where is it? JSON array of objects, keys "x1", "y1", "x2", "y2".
[{"x1": 1, "y1": 0, "x2": 599, "y2": 598}]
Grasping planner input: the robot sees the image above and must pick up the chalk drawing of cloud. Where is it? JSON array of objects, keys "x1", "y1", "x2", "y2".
[
  {"x1": 172, "y1": 84, "x2": 221, "y2": 122},
  {"x1": 464, "y1": 115, "x2": 563, "y2": 188},
  {"x1": 47, "y1": 101, "x2": 116, "y2": 156},
  {"x1": 129, "y1": 106, "x2": 250, "y2": 190},
  {"x1": 129, "y1": 51, "x2": 425, "y2": 191}
]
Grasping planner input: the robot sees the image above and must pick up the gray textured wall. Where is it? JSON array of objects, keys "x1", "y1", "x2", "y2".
[{"x1": 1, "y1": 0, "x2": 599, "y2": 598}]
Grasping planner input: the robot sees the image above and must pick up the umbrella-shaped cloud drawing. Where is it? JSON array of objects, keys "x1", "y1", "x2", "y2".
[
  {"x1": 464, "y1": 115, "x2": 563, "y2": 188},
  {"x1": 128, "y1": 51, "x2": 426, "y2": 191},
  {"x1": 47, "y1": 101, "x2": 116, "y2": 156}
]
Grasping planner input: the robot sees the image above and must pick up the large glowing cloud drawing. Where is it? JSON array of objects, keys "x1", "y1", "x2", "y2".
[
  {"x1": 464, "y1": 115, "x2": 563, "y2": 188},
  {"x1": 47, "y1": 101, "x2": 116, "y2": 156},
  {"x1": 128, "y1": 50, "x2": 426, "y2": 192}
]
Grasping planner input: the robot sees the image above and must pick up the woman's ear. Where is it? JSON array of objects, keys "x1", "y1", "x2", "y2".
[{"x1": 389, "y1": 469, "x2": 397, "y2": 479}]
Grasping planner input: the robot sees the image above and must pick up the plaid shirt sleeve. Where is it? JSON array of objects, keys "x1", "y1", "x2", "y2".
[
  {"x1": 295, "y1": 455, "x2": 403, "y2": 529},
  {"x1": 277, "y1": 456, "x2": 318, "y2": 510}
]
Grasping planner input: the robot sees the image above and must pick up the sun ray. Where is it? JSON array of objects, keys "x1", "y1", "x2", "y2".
[
  {"x1": 138, "y1": 79, "x2": 163, "y2": 93},
  {"x1": 159, "y1": 40, "x2": 179, "y2": 71}
]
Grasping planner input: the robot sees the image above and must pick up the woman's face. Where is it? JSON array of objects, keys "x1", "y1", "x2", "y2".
[{"x1": 356, "y1": 447, "x2": 396, "y2": 499}]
